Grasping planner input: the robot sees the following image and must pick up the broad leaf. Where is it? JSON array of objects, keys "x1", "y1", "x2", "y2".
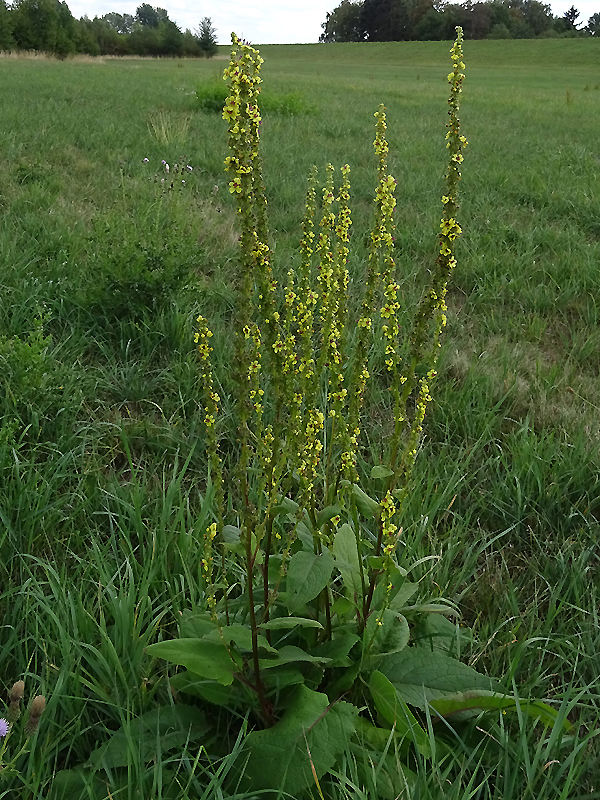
[
  {"x1": 310, "y1": 631, "x2": 360, "y2": 667},
  {"x1": 333, "y1": 524, "x2": 362, "y2": 599},
  {"x1": 203, "y1": 623, "x2": 276, "y2": 653},
  {"x1": 380, "y1": 649, "x2": 504, "y2": 708},
  {"x1": 369, "y1": 671, "x2": 431, "y2": 757},
  {"x1": 179, "y1": 611, "x2": 218, "y2": 639},
  {"x1": 413, "y1": 613, "x2": 464, "y2": 656},
  {"x1": 351, "y1": 484, "x2": 380, "y2": 518},
  {"x1": 259, "y1": 645, "x2": 331, "y2": 669},
  {"x1": 286, "y1": 549, "x2": 334, "y2": 613},
  {"x1": 364, "y1": 609, "x2": 409, "y2": 662},
  {"x1": 430, "y1": 691, "x2": 571, "y2": 729},
  {"x1": 170, "y1": 670, "x2": 245, "y2": 707},
  {"x1": 146, "y1": 638, "x2": 242, "y2": 685},
  {"x1": 371, "y1": 465, "x2": 395, "y2": 479},
  {"x1": 261, "y1": 666, "x2": 306, "y2": 694},
  {"x1": 316, "y1": 505, "x2": 342, "y2": 529},
  {"x1": 239, "y1": 685, "x2": 357, "y2": 793},
  {"x1": 86, "y1": 706, "x2": 209, "y2": 768},
  {"x1": 389, "y1": 581, "x2": 419, "y2": 610},
  {"x1": 261, "y1": 616, "x2": 323, "y2": 630}
]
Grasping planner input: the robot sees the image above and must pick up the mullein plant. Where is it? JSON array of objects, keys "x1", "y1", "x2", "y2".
[
  {"x1": 0, "y1": 682, "x2": 46, "y2": 784},
  {"x1": 147, "y1": 29, "x2": 570, "y2": 794}
]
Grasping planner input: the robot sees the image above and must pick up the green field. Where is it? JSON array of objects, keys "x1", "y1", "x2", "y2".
[{"x1": 1, "y1": 38, "x2": 600, "y2": 797}]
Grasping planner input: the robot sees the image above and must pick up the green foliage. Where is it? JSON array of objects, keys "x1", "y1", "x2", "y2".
[
  {"x1": 196, "y1": 80, "x2": 313, "y2": 116},
  {"x1": 197, "y1": 16, "x2": 217, "y2": 58}
]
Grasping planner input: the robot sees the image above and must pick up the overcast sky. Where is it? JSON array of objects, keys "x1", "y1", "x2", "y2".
[{"x1": 66, "y1": 0, "x2": 599, "y2": 44}]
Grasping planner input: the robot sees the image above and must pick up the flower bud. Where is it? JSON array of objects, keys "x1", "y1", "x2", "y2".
[
  {"x1": 24, "y1": 695, "x2": 46, "y2": 736},
  {"x1": 8, "y1": 680, "x2": 24, "y2": 704}
]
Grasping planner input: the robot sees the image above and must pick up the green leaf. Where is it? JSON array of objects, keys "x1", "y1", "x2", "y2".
[
  {"x1": 389, "y1": 581, "x2": 419, "y2": 610},
  {"x1": 239, "y1": 685, "x2": 357, "y2": 793},
  {"x1": 364, "y1": 609, "x2": 410, "y2": 662},
  {"x1": 51, "y1": 770, "x2": 106, "y2": 800},
  {"x1": 351, "y1": 484, "x2": 380, "y2": 518},
  {"x1": 170, "y1": 671, "x2": 245, "y2": 707},
  {"x1": 286, "y1": 549, "x2": 334, "y2": 614},
  {"x1": 430, "y1": 691, "x2": 571, "y2": 729},
  {"x1": 222, "y1": 524, "x2": 241, "y2": 543},
  {"x1": 380, "y1": 649, "x2": 504, "y2": 708},
  {"x1": 371, "y1": 565, "x2": 409, "y2": 610},
  {"x1": 146, "y1": 638, "x2": 242, "y2": 685},
  {"x1": 203, "y1": 623, "x2": 276, "y2": 653},
  {"x1": 261, "y1": 616, "x2": 323, "y2": 630},
  {"x1": 371, "y1": 465, "x2": 395, "y2": 479},
  {"x1": 262, "y1": 666, "x2": 306, "y2": 694},
  {"x1": 310, "y1": 631, "x2": 360, "y2": 667},
  {"x1": 259, "y1": 645, "x2": 331, "y2": 669},
  {"x1": 86, "y1": 706, "x2": 210, "y2": 769},
  {"x1": 413, "y1": 613, "x2": 465, "y2": 656},
  {"x1": 333, "y1": 523, "x2": 362, "y2": 599},
  {"x1": 369, "y1": 671, "x2": 432, "y2": 757},
  {"x1": 316, "y1": 505, "x2": 342, "y2": 529},
  {"x1": 331, "y1": 596, "x2": 354, "y2": 617},
  {"x1": 179, "y1": 611, "x2": 218, "y2": 639}
]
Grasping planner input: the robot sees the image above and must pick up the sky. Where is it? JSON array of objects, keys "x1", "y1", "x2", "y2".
[{"x1": 66, "y1": 0, "x2": 599, "y2": 44}]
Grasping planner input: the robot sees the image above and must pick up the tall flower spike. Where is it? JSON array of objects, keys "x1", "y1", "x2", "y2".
[{"x1": 398, "y1": 26, "x2": 466, "y2": 485}]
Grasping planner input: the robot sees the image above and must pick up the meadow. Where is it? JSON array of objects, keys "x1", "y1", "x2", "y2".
[{"x1": 0, "y1": 36, "x2": 599, "y2": 798}]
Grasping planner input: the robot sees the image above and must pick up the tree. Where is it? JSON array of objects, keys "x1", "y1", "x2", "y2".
[
  {"x1": 0, "y1": 0, "x2": 16, "y2": 50},
  {"x1": 101, "y1": 12, "x2": 135, "y2": 34},
  {"x1": 12, "y1": 0, "x2": 58, "y2": 51},
  {"x1": 135, "y1": 3, "x2": 169, "y2": 28},
  {"x1": 197, "y1": 16, "x2": 217, "y2": 57},
  {"x1": 587, "y1": 11, "x2": 600, "y2": 34},
  {"x1": 563, "y1": 5, "x2": 580, "y2": 28},
  {"x1": 320, "y1": 0, "x2": 364, "y2": 42}
]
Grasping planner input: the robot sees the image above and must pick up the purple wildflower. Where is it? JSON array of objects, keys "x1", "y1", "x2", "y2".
[{"x1": 0, "y1": 718, "x2": 9, "y2": 737}]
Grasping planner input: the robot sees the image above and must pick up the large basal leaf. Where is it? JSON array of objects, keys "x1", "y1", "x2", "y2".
[
  {"x1": 86, "y1": 705, "x2": 210, "y2": 769},
  {"x1": 333, "y1": 523, "x2": 362, "y2": 599},
  {"x1": 380, "y1": 649, "x2": 504, "y2": 709},
  {"x1": 430, "y1": 691, "x2": 571, "y2": 730},
  {"x1": 179, "y1": 610, "x2": 219, "y2": 639},
  {"x1": 286, "y1": 549, "x2": 334, "y2": 614},
  {"x1": 369, "y1": 671, "x2": 431, "y2": 757},
  {"x1": 146, "y1": 638, "x2": 242, "y2": 685},
  {"x1": 239, "y1": 685, "x2": 357, "y2": 793},
  {"x1": 364, "y1": 609, "x2": 409, "y2": 662}
]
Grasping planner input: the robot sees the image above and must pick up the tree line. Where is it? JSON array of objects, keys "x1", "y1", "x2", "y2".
[
  {"x1": 0, "y1": 2, "x2": 218, "y2": 58},
  {"x1": 320, "y1": 0, "x2": 600, "y2": 41}
]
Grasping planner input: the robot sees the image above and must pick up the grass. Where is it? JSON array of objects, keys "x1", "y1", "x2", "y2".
[{"x1": 0, "y1": 38, "x2": 599, "y2": 797}]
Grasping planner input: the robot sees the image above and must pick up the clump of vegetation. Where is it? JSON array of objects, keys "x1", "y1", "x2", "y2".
[
  {"x1": 196, "y1": 80, "x2": 313, "y2": 116},
  {"x1": 144, "y1": 29, "x2": 574, "y2": 796}
]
